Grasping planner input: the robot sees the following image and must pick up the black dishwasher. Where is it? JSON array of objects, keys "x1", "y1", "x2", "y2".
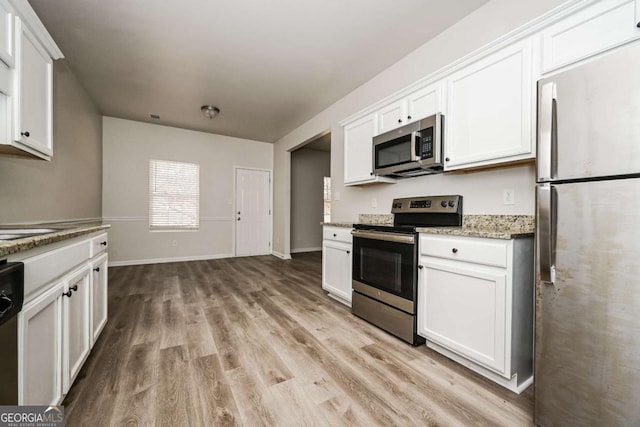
[{"x1": 0, "y1": 259, "x2": 24, "y2": 405}]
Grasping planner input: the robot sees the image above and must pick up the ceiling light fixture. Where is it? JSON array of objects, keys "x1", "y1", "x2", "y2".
[{"x1": 201, "y1": 105, "x2": 220, "y2": 119}]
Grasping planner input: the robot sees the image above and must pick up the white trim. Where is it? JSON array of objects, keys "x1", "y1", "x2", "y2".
[
  {"x1": 108, "y1": 253, "x2": 234, "y2": 267},
  {"x1": 290, "y1": 246, "x2": 322, "y2": 253},
  {"x1": 1, "y1": 217, "x2": 102, "y2": 226},
  {"x1": 338, "y1": 0, "x2": 595, "y2": 126},
  {"x1": 271, "y1": 251, "x2": 292, "y2": 260},
  {"x1": 426, "y1": 340, "x2": 533, "y2": 394},
  {"x1": 102, "y1": 216, "x2": 233, "y2": 222}
]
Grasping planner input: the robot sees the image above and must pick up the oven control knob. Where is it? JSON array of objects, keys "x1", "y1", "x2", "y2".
[
  {"x1": 440, "y1": 200, "x2": 447, "y2": 207},
  {"x1": 448, "y1": 200, "x2": 455, "y2": 207}
]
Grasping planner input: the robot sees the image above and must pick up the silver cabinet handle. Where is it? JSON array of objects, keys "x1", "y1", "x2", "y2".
[
  {"x1": 538, "y1": 82, "x2": 557, "y2": 181},
  {"x1": 537, "y1": 184, "x2": 557, "y2": 284}
]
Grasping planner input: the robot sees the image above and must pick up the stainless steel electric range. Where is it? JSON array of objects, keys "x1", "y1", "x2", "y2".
[{"x1": 351, "y1": 195, "x2": 462, "y2": 345}]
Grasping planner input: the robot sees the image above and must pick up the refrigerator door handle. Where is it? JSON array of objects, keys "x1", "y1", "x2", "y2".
[
  {"x1": 537, "y1": 183, "x2": 557, "y2": 284},
  {"x1": 537, "y1": 82, "x2": 557, "y2": 181}
]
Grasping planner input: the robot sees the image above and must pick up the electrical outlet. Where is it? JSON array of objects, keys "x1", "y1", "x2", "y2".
[
  {"x1": 503, "y1": 189, "x2": 515, "y2": 205},
  {"x1": 371, "y1": 198, "x2": 377, "y2": 208}
]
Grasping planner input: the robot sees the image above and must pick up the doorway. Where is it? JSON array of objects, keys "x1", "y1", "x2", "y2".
[
  {"x1": 235, "y1": 167, "x2": 272, "y2": 257},
  {"x1": 290, "y1": 133, "x2": 331, "y2": 254}
]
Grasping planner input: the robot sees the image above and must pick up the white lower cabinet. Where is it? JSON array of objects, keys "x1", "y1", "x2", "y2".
[
  {"x1": 90, "y1": 253, "x2": 108, "y2": 345},
  {"x1": 16, "y1": 231, "x2": 109, "y2": 405},
  {"x1": 417, "y1": 234, "x2": 534, "y2": 394},
  {"x1": 18, "y1": 281, "x2": 63, "y2": 406},
  {"x1": 62, "y1": 266, "x2": 91, "y2": 395},
  {"x1": 322, "y1": 226, "x2": 352, "y2": 306}
]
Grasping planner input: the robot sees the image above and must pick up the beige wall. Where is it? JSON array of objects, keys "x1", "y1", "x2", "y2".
[
  {"x1": 0, "y1": 61, "x2": 102, "y2": 224},
  {"x1": 272, "y1": 0, "x2": 569, "y2": 256},
  {"x1": 291, "y1": 148, "x2": 330, "y2": 252},
  {"x1": 102, "y1": 117, "x2": 273, "y2": 265}
]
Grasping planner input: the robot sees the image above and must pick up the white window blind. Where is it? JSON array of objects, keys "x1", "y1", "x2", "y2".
[{"x1": 149, "y1": 159, "x2": 199, "y2": 230}]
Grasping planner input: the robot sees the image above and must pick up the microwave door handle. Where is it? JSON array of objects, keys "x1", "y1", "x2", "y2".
[
  {"x1": 538, "y1": 82, "x2": 557, "y2": 181},
  {"x1": 410, "y1": 131, "x2": 419, "y2": 161}
]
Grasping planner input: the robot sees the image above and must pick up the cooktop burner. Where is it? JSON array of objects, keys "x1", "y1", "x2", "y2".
[{"x1": 356, "y1": 195, "x2": 463, "y2": 230}]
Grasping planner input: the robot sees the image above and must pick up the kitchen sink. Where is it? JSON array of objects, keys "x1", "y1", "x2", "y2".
[{"x1": 0, "y1": 228, "x2": 62, "y2": 241}]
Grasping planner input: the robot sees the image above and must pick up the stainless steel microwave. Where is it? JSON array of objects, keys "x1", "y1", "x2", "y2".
[{"x1": 372, "y1": 113, "x2": 444, "y2": 178}]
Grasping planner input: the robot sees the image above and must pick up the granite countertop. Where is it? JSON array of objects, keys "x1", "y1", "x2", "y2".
[
  {"x1": 0, "y1": 222, "x2": 111, "y2": 257},
  {"x1": 325, "y1": 214, "x2": 535, "y2": 240},
  {"x1": 416, "y1": 215, "x2": 535, "y2": 239},
  {"x1": 320, "y1": 222, "x2": 354, "y2": 228}
]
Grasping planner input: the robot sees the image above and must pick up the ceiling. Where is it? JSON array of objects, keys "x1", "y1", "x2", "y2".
[{"x1": 29, "y1": 0, "x2": 488, "y2": 143}]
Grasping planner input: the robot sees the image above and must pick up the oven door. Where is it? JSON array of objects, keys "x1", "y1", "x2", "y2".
[{"x1": 351, "y1": 230, "x2": 417, "y2": 303}]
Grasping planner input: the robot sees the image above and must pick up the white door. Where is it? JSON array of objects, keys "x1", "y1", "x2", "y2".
[{"x1": 235, "y1": 168, "x2": 271, "y2": 256}]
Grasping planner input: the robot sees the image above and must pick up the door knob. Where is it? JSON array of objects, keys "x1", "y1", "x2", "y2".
[
  {"x1": 71, "y1": 285, "x2": 78, "y2": 291},
  {"x1": 93, "y1": 267, "x2": 100, "y2": 272},
  {"x1": 237, "y1": 211, "x2": 241, "y2": 214},
  {"x1": 237, "y1": 217, "x2": 241, "y2": 221},
  {"x1": 21, "y1": 131, "x2": 30, "y2": 137},
  {"x1": 62, "y1": 290, "x2": 73, "y2": 298},
  {"x1": 452, "y1": 248, "x2": 458, "y2": 253}
]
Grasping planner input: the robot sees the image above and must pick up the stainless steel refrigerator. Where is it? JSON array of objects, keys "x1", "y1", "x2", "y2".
[{"x1": 535, "y1": 43, "x2": 640, "y2": 426}]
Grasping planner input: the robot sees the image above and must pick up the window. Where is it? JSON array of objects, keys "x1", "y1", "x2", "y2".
[
  {"x1": 323, "y1": 176, "x2": 331, "y2": 223},
  {"x1": 149, "y1": 159, "x2": 199, "y2": 230}
]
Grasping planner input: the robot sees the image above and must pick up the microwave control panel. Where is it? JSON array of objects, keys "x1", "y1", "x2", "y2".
[{"x1": 416, "y1": 127, "x2": 434, "y2": 159}]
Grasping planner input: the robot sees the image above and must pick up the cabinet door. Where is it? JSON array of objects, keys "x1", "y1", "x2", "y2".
[
  {"x1": 445, "y1": 39, "x2": 533, "y2": 170},
  {"x1": 13, "y1": 17, "x2": 53, "y2": 159},
  {"x1": 322, "y1": 240, "x2": 352, "y2": 304},
  {"x1": 418, "y1": 257, "x2": 507, "y2": 375},
  {"x1": 541, "y1": 0, "x2": 640, "y2": 73},
  {"x1": 90, "y1": 253, "x2": 108, "y2": 346},
  {"x1": 62, "y1": 266, "x2": 91, "y2": 394},
  {"x1": 344, "y1": 114, "x2": 377, "y2": 184},
  {"x1": 407, "y1": 81, "x2": 445, "y2": 123},
  {"x1": 18, "y1": 281, "x2": 64, "y2": 405},
  {"x1": 376, "y1": 99, "x2": 407, "y2": 134},
  {"x1": 0, "y1": 0, "x2": 13, "y2": 66}
]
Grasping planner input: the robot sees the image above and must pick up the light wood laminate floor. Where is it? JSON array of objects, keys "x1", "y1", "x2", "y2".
[{"x1": 63, "y1": 252, "x2": 534, "y2": 426}]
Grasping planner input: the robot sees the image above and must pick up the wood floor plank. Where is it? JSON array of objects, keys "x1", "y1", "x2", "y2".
[
  {"x1": 62, "y1": 253, "x2": 533, "y2": 426},
  {"x1": 191, "y1": 354, "x2": 240, "y2": 427}
]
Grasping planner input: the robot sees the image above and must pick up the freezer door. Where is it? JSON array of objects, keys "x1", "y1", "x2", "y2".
[
  {"x1": 537, "y1": 43, "x2": 640, "y2": 182},
  {"x1": 535, "y1": 179, "x2": 640, "y2": 426}
]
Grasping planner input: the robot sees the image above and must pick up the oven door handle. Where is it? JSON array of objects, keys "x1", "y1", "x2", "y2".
[{"x1": 351, "y1": 229, "x2": 416, "y2": 244}]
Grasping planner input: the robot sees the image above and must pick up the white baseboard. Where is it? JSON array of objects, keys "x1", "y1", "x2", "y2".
[
  {"x1": 290, "y1": 247, "x2": 321, "y2": 254},
  {"x1": 108, "y1": 253, "x2": 234, "y2": 267},
  {"x1": 271, "y1": 251, "x2": 292, "y2": 260}
]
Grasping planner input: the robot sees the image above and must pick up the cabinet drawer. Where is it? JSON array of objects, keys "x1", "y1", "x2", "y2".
[
  {"x1": 420, "y1": 234, "x2": 508, "y2": 268},
  {"x1": 90, "y1": 233, "x2": 108, "y2": 258},
  {"x1": 323, "y1": 227, "x2": 352, "y2": 243},
  {"x1": 23, "y1": 240, "x2": 91, "y2": 300}
]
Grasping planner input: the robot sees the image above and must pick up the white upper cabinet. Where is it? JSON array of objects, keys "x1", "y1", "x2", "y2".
[
  {"x1": 13, "y1": 17, "x2": 52, "y2": 159},
  {"x1": 376, "y1": 99, "x2": 406, "y2": 134},
  {"x1": 406, "y1": 81, "x2": 445, "y2": 124},
  {"x1": 0, "y1": 0, "x2": 14, "y2": 67},
  {"x1": 0, "y1": 1, "x2": 62, "y2": 160},
  {"x1": 375, "y1": 81, "x2": 445, "y2": 136},
  {"x1": 444, "y1": 38, "x2": 534, "y2": 170},
  {"x1": 343, "y1": 113, "x2": 395, "y2": 185},
  {"x1": 540, "y1": 0, "x2": 640, "y2": 74}
]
